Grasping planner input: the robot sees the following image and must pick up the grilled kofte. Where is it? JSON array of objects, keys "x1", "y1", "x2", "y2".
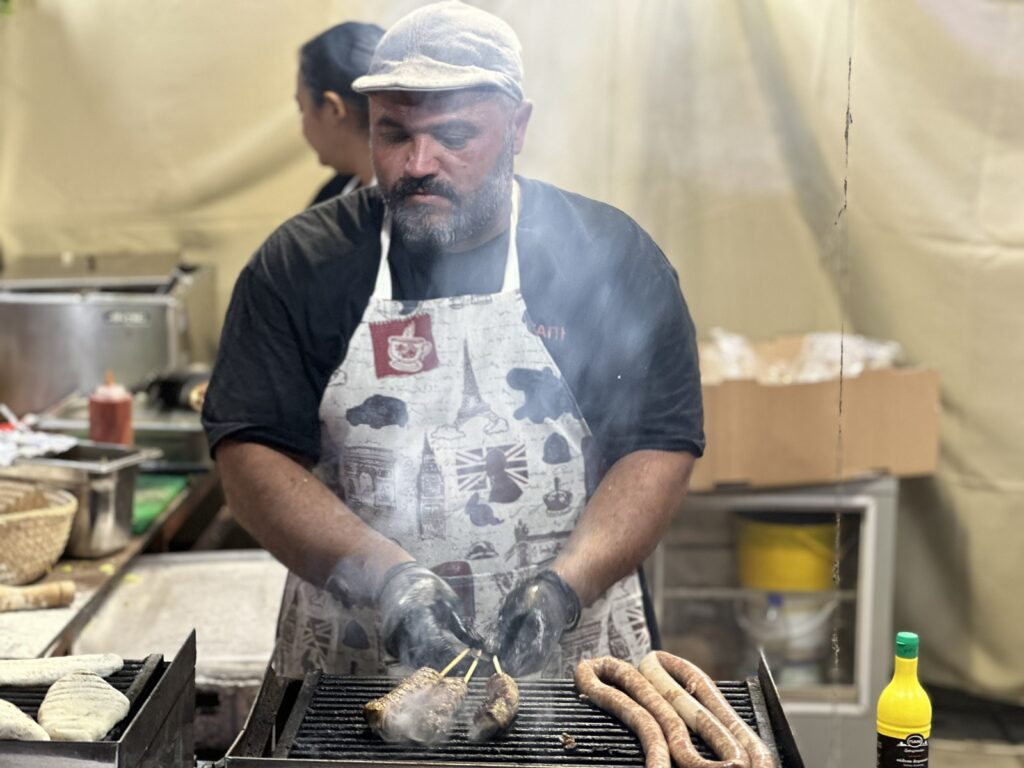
[
  {"x1": 407, "y1": 678, "x2": 470, "y2": 744},
  {"x1": 364, "y1": 668, "x2": 470, "y2": 744},
  {"x1": 363, "y1": 667, "x2": 441, "y2": 739},
  {"x1": 468, "y1": 672, "x2": 520, "y2": 741},
  {"x1": 365, "y1": 650, "x2": 504, "y2": 744}
]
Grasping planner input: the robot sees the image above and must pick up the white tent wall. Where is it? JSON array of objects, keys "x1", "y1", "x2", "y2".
[
  {"x1": 0, "y1": 0, "x2": 846, "y2": 334},
  {"x1": 1, "y1": 1, "x2": 1022, "y2": 702},
  {"x1": 845, "y1": 2, "x2": 1024, "y2": 704}
]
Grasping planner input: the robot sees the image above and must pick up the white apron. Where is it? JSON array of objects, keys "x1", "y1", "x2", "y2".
[{"x1": 273, "y1": 183, "x2": 651, "y2": 678}]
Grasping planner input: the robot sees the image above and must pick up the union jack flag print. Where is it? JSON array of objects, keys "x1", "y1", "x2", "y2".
[{"x1": 455, "y1": 444, "x2": 529, "y2": 493}]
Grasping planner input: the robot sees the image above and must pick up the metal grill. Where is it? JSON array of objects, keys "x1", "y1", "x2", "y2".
[
  {"x1": 277, "y1": 675, "x2": 785, "y2": 766},
  {"x1": 0, "y1": 655, "x2": 162, "y2": 740},
  {"x1": 0, "y1": 632, "x2": 196, "y2": 768}
]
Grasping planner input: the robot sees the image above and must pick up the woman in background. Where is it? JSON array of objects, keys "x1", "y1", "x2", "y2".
[{"x1": 297, "y1": 21, "x2": 384, "y2": 206}]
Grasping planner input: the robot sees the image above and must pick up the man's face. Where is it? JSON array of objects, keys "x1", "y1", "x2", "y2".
[{"x1": 369, "y1": 89, "x2": 532, "y2": 252}]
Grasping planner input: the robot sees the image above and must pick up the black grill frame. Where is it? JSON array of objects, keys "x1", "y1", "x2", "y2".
[
  {"x1": 0, "y1": 654, "x2": 162, "y2": 740},
  {"x1": 283, "y1": 675, "x2": 780, "y2": 765},
  {"x1": 226, "y1": 654, "x2": 804, "y2": 767},
  {"x1": 0, "y1": 632, "x2": 197, "y2": 768}
]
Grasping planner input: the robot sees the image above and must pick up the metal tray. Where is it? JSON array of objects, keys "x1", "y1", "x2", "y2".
[
  {"x1": 37, "y1": 392, "x2": 211, "y2": 472},
  {"x1": 0, "y1": 440, "x2": 161, "y2": 557}
]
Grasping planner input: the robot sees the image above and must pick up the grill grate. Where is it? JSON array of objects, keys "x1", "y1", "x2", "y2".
[
  {"x1": 283, "y1": 675, "x2": 785, "y2": 766},
  {"x1": 0, "y1": 654, "x2": 162, "y2": 741}
]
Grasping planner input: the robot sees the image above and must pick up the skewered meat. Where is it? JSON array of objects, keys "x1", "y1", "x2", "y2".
[
  {"x1": 365, "y1": 669, "x2": 468, "y2": 745},
  {"x1": 406, "y1": 678, "x2": 469, "y2": 744},
  {"x1": 37, "y1": 672, "x2": 130, "y2": 742},
  {"x1": 468, "y1": 672, "x2": 519, "y2": 741},
  {"x1": 0, "y1": 698, "x2": 50, "y2": 741},
  {"x1": 363, "y1": 667, "x2": 440, "y2": 738},
  {"x1": 652, "y1": 652, "x2": 776, "y2": 768}
]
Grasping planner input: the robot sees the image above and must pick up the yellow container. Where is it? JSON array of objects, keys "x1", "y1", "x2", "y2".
[
  {"x1": 737, "y1": 514, "x2": 836, "y2": 592},
  {"x1": 877, "y1": 632, "x2": 931, "y2": 766}
]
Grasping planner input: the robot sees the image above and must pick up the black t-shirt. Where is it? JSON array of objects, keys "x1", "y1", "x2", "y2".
[
  {"x1": 203, "y1": 177, "x2": 704, "y2": 479},
  {"x1": 308, "y1": 173, "x2": 355, "y2": 207}
]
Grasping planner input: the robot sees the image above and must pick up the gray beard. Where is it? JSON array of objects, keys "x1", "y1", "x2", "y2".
[{"x1": 389, "y1": 134, "x2": 515, "y2": 253}]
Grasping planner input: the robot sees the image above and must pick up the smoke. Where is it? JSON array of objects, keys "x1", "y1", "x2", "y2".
[
  {"x1": 328, "y1": 49, "x2": 693, "y2": 679},
  {"x1": 377, "y1": 678, "x2": 469, "y2": 744}
]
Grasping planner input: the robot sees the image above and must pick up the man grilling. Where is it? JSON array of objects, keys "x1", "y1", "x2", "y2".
[{"x1": 202, "y1": 0, "x2": 704, "y2": 679}]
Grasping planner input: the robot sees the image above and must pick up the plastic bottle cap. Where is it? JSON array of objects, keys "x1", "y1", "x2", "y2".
[
  {"x1": 92, "y1": 370, "x2": 131, "y2": 402},
  {"x1": 895, "y1": 631, "x2": 919, "y2": 659}
]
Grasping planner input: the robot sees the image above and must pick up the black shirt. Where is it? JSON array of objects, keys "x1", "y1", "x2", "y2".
[
  {"x1": 203, "y1": 177, "x2": 704, "y2": 477},
  {"x1": 309, "y1": 173, "x2": 355, "y2": 207}
]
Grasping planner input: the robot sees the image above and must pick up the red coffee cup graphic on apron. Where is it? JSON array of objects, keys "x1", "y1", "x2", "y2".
[
  {"x1": 389, "y1": 323, "x2": 432, "y2": 371},
  {"x1": 371, "y1": 315, "x2": 440, "y2": 378}
]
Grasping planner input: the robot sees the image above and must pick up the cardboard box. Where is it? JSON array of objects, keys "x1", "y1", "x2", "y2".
[{"x1": 690, "y1": 335, "x2": 941, "y2": 491}]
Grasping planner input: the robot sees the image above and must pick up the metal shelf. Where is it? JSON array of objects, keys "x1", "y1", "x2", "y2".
[
  {"x1": 645, "y1": 476, "x2": 899, "y2": 767},
  {"x1": 661, "y1": 586, "x2": 857, "y2": 601}
]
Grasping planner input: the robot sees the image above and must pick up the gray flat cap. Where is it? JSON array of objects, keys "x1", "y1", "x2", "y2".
[{"x1": 352, "y1": 1, "x2": 523, "y2": 101}]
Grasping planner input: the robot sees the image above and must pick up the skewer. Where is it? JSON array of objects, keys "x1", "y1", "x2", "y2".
[
  {"x1": 493, "y1": 656, "x2": 503, "y2": 676},
  {"x1": 463, "y1": 649, "x2": 482, "y2": 684},
  {"x1": 439, "y1": 648, "x2": 470, "y2": 678}
]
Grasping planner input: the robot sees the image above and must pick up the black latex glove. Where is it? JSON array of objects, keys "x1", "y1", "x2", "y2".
[
  {"x1": 378, "y1": 562, "x2": 475, "y2": 670},
  {"x1": 495, "y1": 570, "x2": 582, "y2": 677}
]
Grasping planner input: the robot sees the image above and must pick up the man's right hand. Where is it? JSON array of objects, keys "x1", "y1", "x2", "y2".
[{"x1": 377, "y1": 562, "x2": 473, "y2": 670}]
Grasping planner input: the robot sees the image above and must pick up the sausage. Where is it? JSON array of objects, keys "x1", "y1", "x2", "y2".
[
  {"x1": 364, "y1": 667, "x2": 440, "y2": 736},
  {"x1": 574, "y1": 658, "x2": 671, "y2": 768},
  {"x1": 468, "y1": 672, "x2": 520, "y2": 741},
  {"x1": 575, "y1": 656, "x2": 704, "y2": 768},
  {"x1": 639, "y1": 653, "x2": 749, "y2": 767},
  {"x1": 654, "y1": 651, "x2": 777, "y2": 768}
]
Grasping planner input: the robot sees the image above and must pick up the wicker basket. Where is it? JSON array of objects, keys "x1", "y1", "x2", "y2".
[{"x1": 0, "y1": 480, "x2": 78, "y2": 586}]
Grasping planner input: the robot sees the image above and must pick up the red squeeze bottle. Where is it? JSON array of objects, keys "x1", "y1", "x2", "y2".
[{"x1": 88, "y1": 371, "x2": 134, "y2": 445}]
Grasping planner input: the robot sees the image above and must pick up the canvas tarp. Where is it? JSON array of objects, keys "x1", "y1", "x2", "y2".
[{"x1": 1, "y1": 0, "x2": 1022, "y2": 702}]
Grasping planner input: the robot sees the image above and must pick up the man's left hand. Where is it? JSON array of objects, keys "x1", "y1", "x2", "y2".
[{"x1": 494, "y1": 570, "x2": 581, "y2": 676}]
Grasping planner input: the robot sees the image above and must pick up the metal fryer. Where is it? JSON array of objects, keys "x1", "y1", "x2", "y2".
[{"x1": 0, "y1": 251, "x2": 216, "y2": 416}]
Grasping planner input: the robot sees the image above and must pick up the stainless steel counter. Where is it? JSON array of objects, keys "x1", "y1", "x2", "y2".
[{"x1": 0, "y1": 472, "x2": 219, "y2": 658}]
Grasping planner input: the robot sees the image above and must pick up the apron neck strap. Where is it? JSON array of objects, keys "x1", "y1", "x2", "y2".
[{"x1": 373, "y1": 180, "x2": 521, "y2": 301}]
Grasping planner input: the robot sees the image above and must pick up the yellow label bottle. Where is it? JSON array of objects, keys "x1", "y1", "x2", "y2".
[{"x1": 877, "y1": 631, "x2": 932, "y2": 767}]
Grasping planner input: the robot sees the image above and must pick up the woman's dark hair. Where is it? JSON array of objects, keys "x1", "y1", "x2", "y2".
[{"x1": 299, "y1": 21, "x2": 384, "y2": 131}]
